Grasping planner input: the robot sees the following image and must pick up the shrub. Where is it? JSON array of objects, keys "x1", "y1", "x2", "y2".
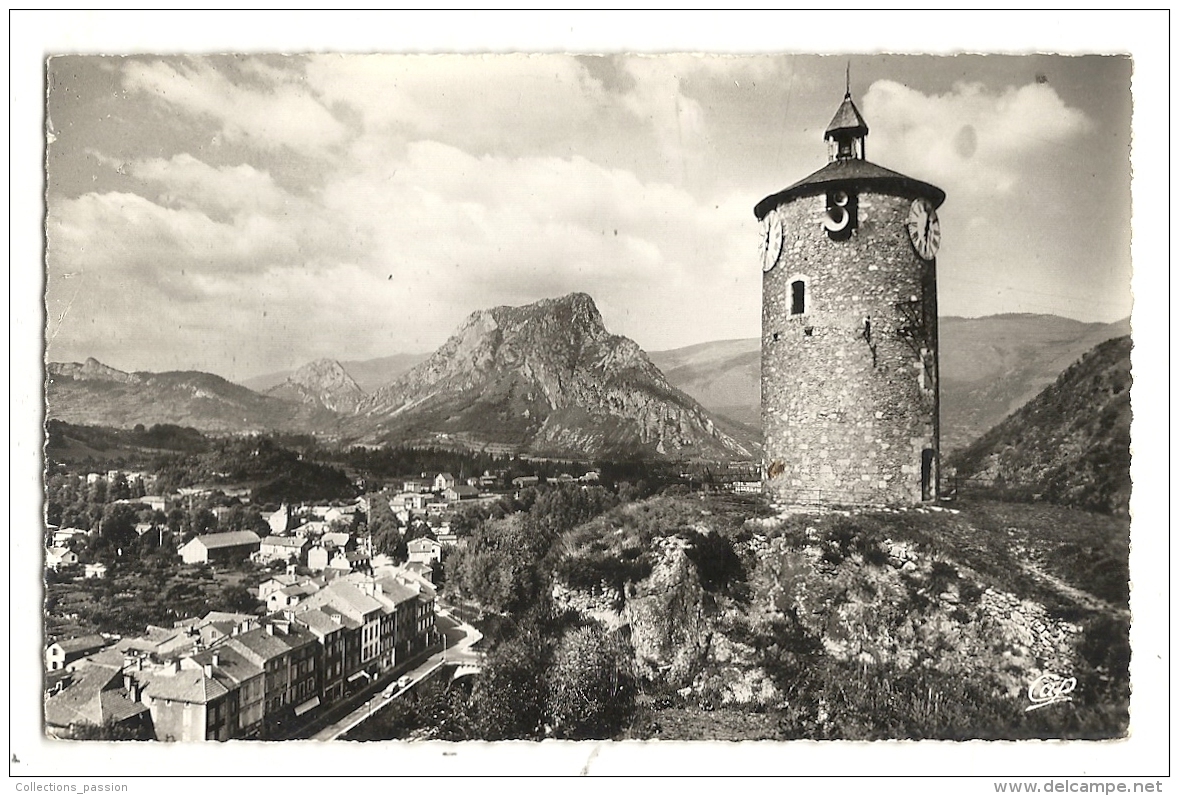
[
  {"x1": 820, "y1": 518, "x2": 888, "y2": 567},
  {"x1": 681, "y1": 529, "x2": 744, "y2": 592},
  {"x1": 546, "y1": 624, "x2": 637, "y2": 740}
]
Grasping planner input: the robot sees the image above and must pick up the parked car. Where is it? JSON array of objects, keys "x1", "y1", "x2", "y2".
[{"x1": 382, "y1": 675, "x2": 414, "y2": 697}]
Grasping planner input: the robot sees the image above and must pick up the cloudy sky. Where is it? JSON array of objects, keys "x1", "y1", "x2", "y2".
[{"x1": 44, "y1": 47, "x2": 1132, "y2": 383}]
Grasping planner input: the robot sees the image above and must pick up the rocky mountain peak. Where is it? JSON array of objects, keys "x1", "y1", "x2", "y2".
[
  {"x1": 289, "y1": 359, "x2": 358, "y2": 389},
  {"x1": 267, "y1": 358, "x2": 365, "y2": 414},
  {"x1": 490, "y1": 291, "x2": 603, "y2": 330},
  {"x1": 356, "y1": 293, "x2": 752, "y2": 459}
]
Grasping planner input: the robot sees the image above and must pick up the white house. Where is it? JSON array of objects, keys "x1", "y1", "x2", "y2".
[
  {"x1": 258, "y1": 535, "x2": 309, "y2": 563},
  {"x1": 268, "y1": 504, "x2": 292, "y2": 534},
  {"x1": 307, "y1": 547, "x2": 330, "y2": 572},
  {"x1": 53, "y1": 528, "x2": 90, "y2": 547},
  {"x1": 46, "y1": 547, "x2": 79, "y2": 571},
  {"x1": 407, "y1": 538, "x2": 442, "y2": 566},
  {"x1": 179, "y1": 531, "x2": 261, "y2": 565},
  {"x1": 443, "y1": 485, "x2": 480, "y2": 502}
]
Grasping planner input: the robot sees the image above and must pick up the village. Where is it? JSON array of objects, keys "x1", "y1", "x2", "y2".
[{"x1": 41, "y1": 465, "x2": 599, "y2": 741}]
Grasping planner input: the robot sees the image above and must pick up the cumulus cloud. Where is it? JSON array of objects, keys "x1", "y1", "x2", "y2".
[
  {"x1": 305, "y1": 54, "x2": 610, "y2": 155},
  {"x1": 125, "y1": 154, "x2": 288, "y2": 217},
  {"x1": 122, "y1": 58, "x2": 348, "y2": 157},
  {"x1": 316, "y1": 138, "x2": 753, "y2": 343},
  {"x1": 619, "y1": 57, "x2": 708, "y2": 162},
  {"x1": 47, "y1": 128, "x2": 757, "y2": 377},
  {"x1": 864, "y1": 79, "x2": 1092, "y2": 194}
]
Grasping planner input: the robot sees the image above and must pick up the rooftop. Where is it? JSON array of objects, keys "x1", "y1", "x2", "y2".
[
  {"x1": 825, "y1": 92, "x2": 869, "y2": 140},
  {"x1": 188, "y1": 530, "x2": 261, "y2": 550},
  {"x1": 261, "y1": 535, "x2": 308, "y2": 548},
  {"x1": 136, "y1": 668, "x2": 228, "y2": 704},
  {"x1": 45, "y1": 667, "x2": 148, "y2": 728},
  {"x1": 189, "y1": 646, "x2": 263, "y2": 684},
  {"x1": 754, "y1": 158, "x2": 945, "y2": 220},
  {"x1": 223, "y1": 627, "x2": 295, "y2": 663},
  {"x1": 51, "y1": 634, "x2": 108, "y2": 655},
  {"x1": 292, "y1": 607, "x2": 346, "y2": 637}
]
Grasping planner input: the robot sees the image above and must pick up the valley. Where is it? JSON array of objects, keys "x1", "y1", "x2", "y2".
[{"x1": 41, "y1": 295, "x2": 1136, "y2": 743}]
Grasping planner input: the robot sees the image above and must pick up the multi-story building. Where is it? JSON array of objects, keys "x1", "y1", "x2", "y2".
[
  {"x1": 222, "y1": 622, "x2": 320, "y2": 738},
  {"x1": 184, "y1": 645, "x2": 265, "y2": 739},
  {"x1": 292, "y1": 607, "x2": 348, "y2": 704},
  {"x1": 131, "y1": 660, "x2": 232, "y2": 742}
]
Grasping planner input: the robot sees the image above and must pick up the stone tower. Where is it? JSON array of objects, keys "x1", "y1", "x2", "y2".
[{"x1": 757, "y1": 87, "x2": 945, "y2": 506}]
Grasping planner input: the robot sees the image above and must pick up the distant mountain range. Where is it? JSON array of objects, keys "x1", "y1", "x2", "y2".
[
  {"x1": 46, "y1": 294, "x2": 753, "y2": 460},
  {"x1": 46, "y1": 359, "x2": 340, "y2": 435},
  {"x1": 264, "y1": 359, "x2": 366, "y2": 414},
  {"x1": 948, "y1": 335, "x2": 1132, "y2": 515},
  {"x1": 647, "y1": 339, "x2": 761, "y2": 430},
  {"x1": 649, "y1": 314, "x2": 1130, "y2": 452},
  {"x1": 938, "y1": 314, "x2": 1131, "y2": 451},
  {"x1": 45, "y1": 305, "x2": 1131, "y2": 460}
]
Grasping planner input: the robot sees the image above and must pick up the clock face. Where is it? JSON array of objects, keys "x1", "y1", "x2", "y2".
[
  {"x1": 762, "y1": 215, "x2": 785, "y2": 273},
  {"x1": 906, "y1": 198, "x2": 941, "y2": 261}
]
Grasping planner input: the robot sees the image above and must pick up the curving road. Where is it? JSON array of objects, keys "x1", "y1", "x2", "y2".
[{"x1": 307, "y1": 607, "x2": 483, "y2": 741}]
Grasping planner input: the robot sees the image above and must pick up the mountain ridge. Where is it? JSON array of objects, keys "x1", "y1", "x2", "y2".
[
  {"x1": 948, "y1": 335, "x2": 1132, "y2": 515},
  {"x1": 351, "y1": 292, "x2": 753, "y2": 459},
  {"x1": 46, "y1": 360, "x2": 341, "y2": 435}
]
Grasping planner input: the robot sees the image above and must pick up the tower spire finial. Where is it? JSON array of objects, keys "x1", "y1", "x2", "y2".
[{"x1": 845, "y1": 61, "x2": 851, "y2": 98}]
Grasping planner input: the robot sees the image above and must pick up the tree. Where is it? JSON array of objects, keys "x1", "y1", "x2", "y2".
[
  {"x1": 187, "y1": 507, "x2": 218, "y2": 537},
  {"x1": 545, "y1": 624, "x2": 637, "y2": 740},
  {"x1": 453, "y1": 514, "x2": 555, "y2": 614},
  {"x1": 109, "y1": 472, "x2": 131, "y2": 502},
  {"x1": 219, "y1": 584, "x2": 260, "y2": 614},
  {"x1": 368, "y1": 494, "x2": 405, "y2": 559},
  {"x1": 469, "y1": 622, "x2": 550, "y2": 740},
  {"x1": 87, "y1": 478, "x2": 107, "y2": 505},
  {"x1": 97, "y1": 503, "x2": 139, "y2": 556}
]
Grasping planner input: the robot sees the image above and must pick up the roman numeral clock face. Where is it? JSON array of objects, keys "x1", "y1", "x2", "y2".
[
  {"x1": 906, "y1": 198, "x2": 941, "y2": 261},
  {"x1": 762, "y1": 215, "x2": 785, "y2": 273}
]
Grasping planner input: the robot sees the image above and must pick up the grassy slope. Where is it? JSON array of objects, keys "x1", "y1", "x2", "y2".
[{"x1": 949, "y1": 336, "x2": 1132, "y2": 516}]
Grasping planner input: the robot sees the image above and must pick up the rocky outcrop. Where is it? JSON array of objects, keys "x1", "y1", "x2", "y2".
[
  {"x1": 354, "y1": 293, "x2": 752, "y2": 459},
  {"x1": 48, "y1": 357, "x2": 139, "y2": 384},
  {"x1": 747, "y1": 517, "x2": 1081, "y2": 699},
  {"x1": 266, "y1": 358, "x2": 366, "y2": 414},
  {"x1": 554, "y1": 501, "x2": 1085, "y2": 710},
  {"x1": 623, "y1": 536, "x2": 710, "y2": 682}
]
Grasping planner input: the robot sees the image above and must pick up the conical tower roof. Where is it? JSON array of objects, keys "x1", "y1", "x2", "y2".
[{"x1": 824, "y1": 92, "x2": 868, "y2": 140}]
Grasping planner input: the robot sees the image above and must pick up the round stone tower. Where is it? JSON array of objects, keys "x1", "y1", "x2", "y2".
[{"x1": 756, "y1": 88, "x2": 945, "y2": 506}]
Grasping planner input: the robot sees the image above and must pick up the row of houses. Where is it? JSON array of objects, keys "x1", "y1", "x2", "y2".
[
  {"x1": 177, "y1": 528, "x2": 383, "y2": 577},
  {"x1": 400, "y1": 470, "x2": 601, "y2": 495},
  {"x1": 266, "y1": 500, "x2": 364, "y2": 536},
  {"x1": 45, "y1": 566, "x2": 439, "y2": 741}
]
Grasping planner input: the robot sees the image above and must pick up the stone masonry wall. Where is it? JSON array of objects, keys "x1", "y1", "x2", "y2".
[{"x1": 762, "y1": 190, "x2": 939, "y2": 505}]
